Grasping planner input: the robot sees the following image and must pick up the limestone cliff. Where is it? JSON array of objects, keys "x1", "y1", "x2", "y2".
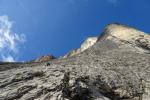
[
  {"x1": 63, "y1": 37, "x2": 98, "y2": 58},
  {"x1": 98, "y1": 24, "x2": 150, "y2": 53},
  {"x1": 34, "y1": 55, "x2": 56, "y2": 63},
  {"x1": 0, "y1": 23, "x2": 150, "y2": 100}
]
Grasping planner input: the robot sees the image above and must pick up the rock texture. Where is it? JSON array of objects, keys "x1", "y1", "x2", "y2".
[
  {"x1": 34, "y1": 55, "x2": 56, "y2": 63},
  {"x1": 64, "y1": 37, "x2": 98, "y2": 58},
  {"x1": 0, "y1": 23, "x2": 150, "y2": 100}
]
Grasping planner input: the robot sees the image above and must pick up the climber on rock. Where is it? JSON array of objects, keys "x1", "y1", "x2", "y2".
[{"x1": 46, "y1": 62, "x2": 50, "y2": 66}]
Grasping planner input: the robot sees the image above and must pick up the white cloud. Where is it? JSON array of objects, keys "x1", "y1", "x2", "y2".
[
  {"x1": 0, "y1": 15, "x2": 25, "y2": 62},
  {"x1": 1, "y1": 55, "x2": 15, "y2": 62}
]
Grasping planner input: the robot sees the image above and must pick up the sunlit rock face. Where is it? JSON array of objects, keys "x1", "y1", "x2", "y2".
[
  {"x1": 80, "y1": 37, "x2": 98, "y2": 52},
  {"x1": 104, "y1": 24, "x2": 150, "y2": 42},
  {"x1": 98, "y1": 24, "x2": 150, "y2": 53},
  {"x1": 0, "y1": 23, "x2": 150, "y2": 100},
  {"x1": 34, "y1": 55, "x2": 56, "y2": 63},
  {"x1": 64, "y1": 37, "x2": 98, "y2": 58}
]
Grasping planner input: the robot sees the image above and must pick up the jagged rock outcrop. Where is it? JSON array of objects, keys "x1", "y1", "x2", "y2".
[
  {"x1": 0, "y1": 23, "x2": 150, "y2": 100},
  {"x1": 64, "y1": 37, "x2": 98, "y2": 58},
  {"x1": 34, "y1": 55, "x2": 56, "y2": 63}
]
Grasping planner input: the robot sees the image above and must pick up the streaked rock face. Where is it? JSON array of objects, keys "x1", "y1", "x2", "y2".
[
  {"x1": 105, "y1": 24, "x2": 150, "y2": 42},
  {"x1": 0, "y1": 23, "x2": 150, "y2": 100},
  {"x1": 99, "y1": 24, "x2": 150, "y2": 53}
]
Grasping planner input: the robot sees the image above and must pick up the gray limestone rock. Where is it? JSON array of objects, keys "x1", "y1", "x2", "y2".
[{"x1": 0, "y1": 23, "x2": 150, "y2": 100}]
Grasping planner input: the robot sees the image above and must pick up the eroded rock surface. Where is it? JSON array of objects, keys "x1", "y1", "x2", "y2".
[
  {"x1": 34, "y1": 55, "x2": 56, "y2": 63},
  {"x1": 0, "y1": 23, "x2": 150, "y2": 100},
  {"x1": 64, "y1": 37, "x2": 98, "y2": 58}
]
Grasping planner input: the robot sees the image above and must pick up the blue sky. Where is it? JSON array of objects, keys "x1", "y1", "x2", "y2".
[{"x1": 0, "y1": 0, "x2": 150, "y2": 62}]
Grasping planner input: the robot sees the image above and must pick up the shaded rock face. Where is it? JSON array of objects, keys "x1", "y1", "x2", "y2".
[
  {"x1": 0, "y1": 23, "x2": 150, "y2": 100},
  {"x1": 34, "y1": 55, "x2": 56, "y2": 63}
]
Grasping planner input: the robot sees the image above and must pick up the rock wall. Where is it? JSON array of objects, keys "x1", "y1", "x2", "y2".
[
  {"x1": 64, "y1": 37, "x2": 98, "y2": 58},
  {"x1": 0, "y1": 23, "x2": 150, "y2": 100},
  {"x1": 34, "y1": 55, "x2": 56, "y2": 63}
]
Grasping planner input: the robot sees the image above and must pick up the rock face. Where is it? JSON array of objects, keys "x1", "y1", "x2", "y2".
[
  {"x1": 34, "y1": 55, "x2": 56, "y2": 63},
  {"x1": 0, "y1": 23, "x2": 150, "y2": 100},
  {"x1": 80, "y1": 37, "x2": 98, "y2": 52},
  {"x1": 98, "y1": 24, "x2": 150, "y2": 52},
  {"x1": 64, "y1": 37, "x2": 98, "y2": 58}
]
